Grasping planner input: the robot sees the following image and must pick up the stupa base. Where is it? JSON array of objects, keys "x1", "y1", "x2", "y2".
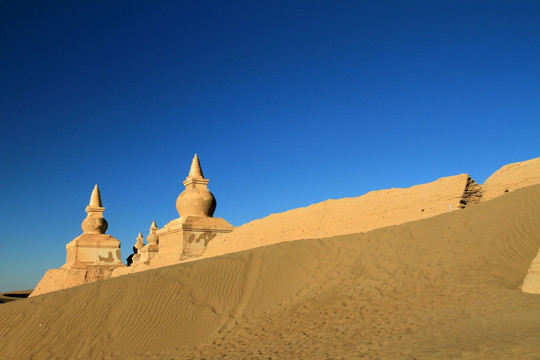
[{"x1": 155, "y1": 216, "x2": 234, "y2": 263}]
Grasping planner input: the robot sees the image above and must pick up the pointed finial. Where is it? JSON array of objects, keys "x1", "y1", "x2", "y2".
[
  {"x1": 135, "y1": 232, "x2": 145, "y2": 252},
  {"x1": 181, "y1": 153, "x2": 210, "y2": 192},
  {"x1": 82, "y1": 184, "x2": 107, "y2": 233},
  {"x1": 147, "y1": 221, "x2": 159, "y2": 245},
  {"x1": 89, "y1": 184, "x2": 103, "y2": 207},
  {"x1": 187, "y1": 154, "x2": 204, "y2": 180}
]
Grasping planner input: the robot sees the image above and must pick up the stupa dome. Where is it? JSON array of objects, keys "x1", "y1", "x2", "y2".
[
  {"x1": 176, "y1": 154, "x2": 217, "y2": 217},
  {"x1": 81, "y1": 185, "x2": 108, "y2": 234},
  {"x1": 147, "y1": 221, "x2": 159, "y2": 245}
]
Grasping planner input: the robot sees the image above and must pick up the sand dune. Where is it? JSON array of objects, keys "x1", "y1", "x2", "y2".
[
  {"x1": 1, "y1": 184, "x2": 539, "y2": 359},
  {"x1": 203, "y1": 173, "x2": 482, "y2": 260}
]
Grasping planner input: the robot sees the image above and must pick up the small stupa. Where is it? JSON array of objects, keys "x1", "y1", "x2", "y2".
[
  {"x1": 129, "y1": 232, "x2": 145, "y2": 265},
  {"x1": 156, "y1": 154, "x2": 234, "y2": 262},
  {"x1": 64, "y1": 185, "x2": 125, "y2": 268},
  {"x1": 31, "y1": 185, "x2": 125, "y2": 296},
  {"x1": 140, "y1": 221, "x2": 159, "y2": 264}
]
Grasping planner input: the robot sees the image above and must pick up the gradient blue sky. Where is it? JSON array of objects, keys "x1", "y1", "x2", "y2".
[{"x1": 1, "y1": 1, "x2": 539, "y2": 292}]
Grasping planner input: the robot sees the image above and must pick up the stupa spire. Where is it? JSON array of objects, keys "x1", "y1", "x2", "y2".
[
  {"x1": 186, "y1": 154, "x2": 204, "y2": 180},
  {"x1": 147, "y1": 221, "x2": 159, "y2": 245},
  {"x1": 89, "y1": 184, "x2": 103, "y2": 208},
  {"x1": 135, "y1": 232, "x2": 145, "y2": 251},
  {"x1": 82, "y1": 184, "x2": 107, "y2": 234},
  {"x1": 178, "y1": 154, "x2": 214, "y2": 217}
]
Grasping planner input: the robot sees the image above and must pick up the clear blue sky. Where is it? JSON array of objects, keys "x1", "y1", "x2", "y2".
[{"x1": 1, "y1": 1, "x2": 538, "y2": 292}]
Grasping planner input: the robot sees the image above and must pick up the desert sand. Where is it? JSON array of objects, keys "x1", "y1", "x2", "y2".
[{"x1": 0, "y1": 179, "x2": 539, "y2": 359}]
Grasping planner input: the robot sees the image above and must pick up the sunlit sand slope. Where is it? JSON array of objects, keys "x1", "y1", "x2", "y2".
[
  {"x1": 482, "y1": 156, "x2": 540, "y2": 201},
  {"x1": 204, "y1": 174, "x2": 482, "y2": 259},
  {"x1": 0, "y1": 185, "x2": 539, "y2": 359}
]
